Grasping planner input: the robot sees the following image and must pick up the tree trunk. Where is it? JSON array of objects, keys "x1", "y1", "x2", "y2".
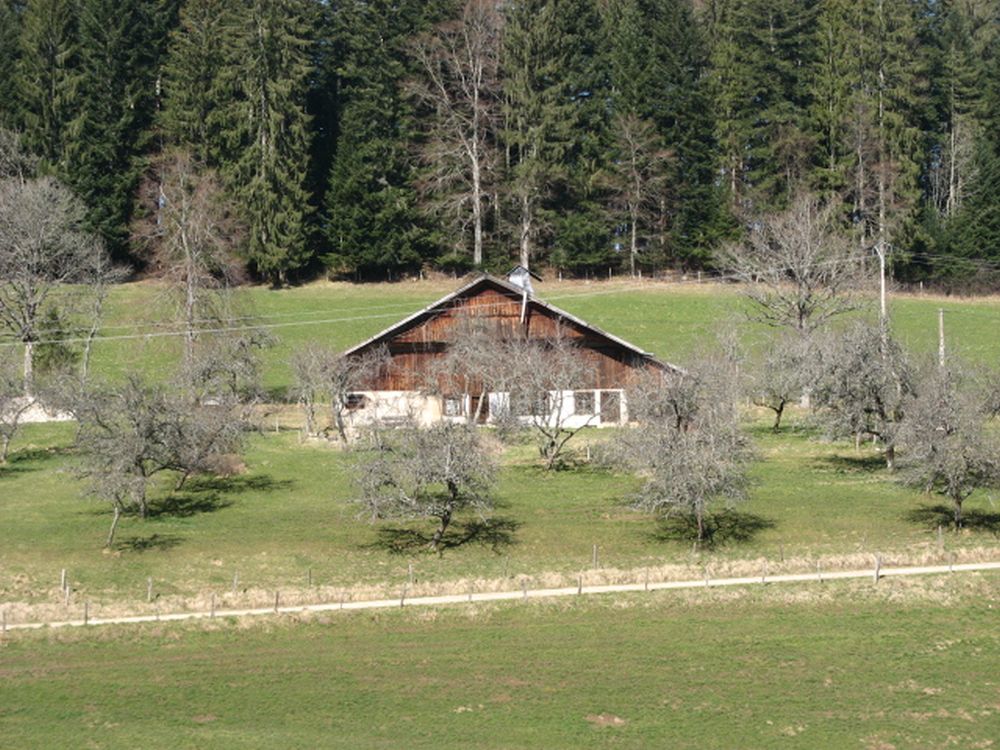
[
  {"x1": 106, "y1": 504, "x2": 122, "y2": 548},
  {"x1": 696, "y1": 505, "x2": 705, "y2": 542},
  {"x1": 953, "y1": 498, "x2": 963, "y2": 528},
  {"x1": 471, "y1": 158, "x2": 483, "y2": 267},
  {"x1": 884, "y1": 443, "x2": 895, "y2": 471},
  {"x1": 519, "y1": 193, "x2": 531, "y2": 269},
  {"x1": 430, "y1": 506, "x2": 453, "y2": 551},
  {"x1": 0, "y1": 434, "x2": 9, "y2": 464},
  {"x1": 23, "y1": 340, "x2": 34, "y2": 397},
  {"x1": 772, "y1": 401, "x2": 785, "y2": 432}
]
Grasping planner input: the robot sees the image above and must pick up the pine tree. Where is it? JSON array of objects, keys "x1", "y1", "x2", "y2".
[
  {"x1": 15, "y1": 0, "x2": 78, "y2": 167},
  {"x1": 214, "y1": 0, "x2": 315, "y2": 283},
  {"x1": 0, "y1": 1, "x2": 22, "y2": 130},
  {"x1": 322, "y1": 0, "x2": 450, "y2": 279},
  {"x1": 160, "y1": 0, "x2": 240, "y2": 165},
  {"x1": 501, "y1": 0, "x2": 608, "y2": 271},
  {"x1": 708, "y1": 0, "x2": 818, "y2": 214},
  {"x1": 605, "y1": 0, "x2": 730, "y2": 268},
  {"x1": 66, "y1": 0, "x2": 178, "y2": 260}
]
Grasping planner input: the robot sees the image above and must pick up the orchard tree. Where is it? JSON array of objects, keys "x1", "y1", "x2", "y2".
[
  {"x1": 606, "y1": 350, "x2": 752, "y2": 543},
  {"x1": 716, "y1": 193, "x2": 866, "y2": 334},
  {"x1": 896, "y1": 363, "x2": 1000, "y2": 528},
  {"x1": 0, "y1": 175, "x2": 110, "y2": 395},
  {"x1": 354, "y1": 421, "x2": 497, "y2": 550},
  {"x1": 0, "y1": 359, "x2": 33, "y2": 464},
  {"x1": 812, "y1": 320, "x2": 913, "y2": 469}
]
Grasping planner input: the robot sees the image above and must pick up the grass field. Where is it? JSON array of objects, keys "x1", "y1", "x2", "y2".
[
  {"x1": 2, "y1": 575, "x2": 998, "y2": 749},
  {"x1": 1, "y1": 412, "x2": 998, "y2": 625},
  {"x1": 82, "y1": 277, "x2": 1000, "y2": 393}
]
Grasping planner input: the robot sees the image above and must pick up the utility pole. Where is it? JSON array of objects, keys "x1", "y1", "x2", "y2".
[
  {"x1": 874, "y1": 241, "x2": 888, "y2": 327},
  {"x1": 938, "y1": 308, "x2": 946, "y2": 368}
]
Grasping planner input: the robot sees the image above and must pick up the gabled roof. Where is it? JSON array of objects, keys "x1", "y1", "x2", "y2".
[{"x1": 343, "y1": 273, "x2": 680, "y2": 372}]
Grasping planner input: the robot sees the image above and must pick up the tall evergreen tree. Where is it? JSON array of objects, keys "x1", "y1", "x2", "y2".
[
  {"x1": 322, "y1": 0, "x2": 450, "y2": 279},
  {"x1": 160, "y1": 0, "x2": 240, "y2": 165},
  {"x1": 605, "y1": 0, "x2": 730, "y2": 268},
  {"x1": 15, "y1": 0, "x2": 77, "y2": 168},
  {"x1": 65, "y1": 0, "x2": 178, "y2": 260},
  {"x1": 0, "y1": 1, "x2": 22, "y2": 130},
  {"x1": 214, "y1": 0, "x2": 316, "y2": 283},
  {"x1": 708, "y1": 0, "x2": 818, "y2": 214}
]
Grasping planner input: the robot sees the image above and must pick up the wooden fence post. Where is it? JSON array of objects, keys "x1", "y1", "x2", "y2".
[
  {"x1": 873, "y1": 554, "x2": 881, "y2": 583},
  {"x1": 84, "y1": 601, "x2": 89, "y2": 626},
  {"x1": 400, "y1": 585, "x2": 407, "y2": 608},
  {"x1": 60, "y1": 568, "x2": 66, "y2": 592},
  {"x1": 146, "y1": 577, "x2": 153, "y2": 603},
  {"x1": 274, "y1": 591, "x2": 280, "y2": 613},
  {"x1": 232, "y1": 572, "x2": 239, "y2": 595},
  {"x1": 591, "y1": 545, "x2": 598, "y2": 568},
  {"x1": 644, "y1": 568, "x2": 649, "y2": 592},
  {"x1": 577, "y1": 573, "x2": 583, "y2": 595},
  {"x1": 521, "y1": 580, "x2": 528, "y2": 601}
]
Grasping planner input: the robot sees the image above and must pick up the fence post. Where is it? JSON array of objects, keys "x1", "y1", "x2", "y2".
[
  {"x1": 591, "y1": 545, "x2": 598, "y2": 568},
  {"x1": 274, "y1": 591, "x2": 280, "y2": 613},
  {"x1": 873, "y1": 554, "x2": 881, "y2": 583},
  {"x1": 521, "y1": 579, "x2": 528, "y2": 601},
  {"x1": 816, "y1": 561, "x2": 822, "y2": 583},
  {"x1": 60, "y1": 568, "x2": 67, "y2": 593},
  {"x1": 644, "y1": 568, "x2": 649, "y2": 592},
  {"x1": 408, "y1": 562, "x2": 414, "y2": 585},
  {"x1": 84, "y1": 601, "x2": 89, "y2": 626},
  {"x1": 577, "y1": 573, "x2": 583, "y2": 595},
  {"x1": 210, "y1": 593, "x2": 216, "y2": 618},
  {"x1": 232, "y1": 572, "x2": 239, "y2": 595},
  {"x1": 308, "y1": 568, "x2": 312, "y2": 587},
  {"x1": 761, "y1": 561, "x2": 767, "y2": 585},
  {"x1": 400, "y1": 585, "x2": 407, "y2": 608},
  {"x1": 146, "y1": 577, "x2": 153, "y2": 603}
]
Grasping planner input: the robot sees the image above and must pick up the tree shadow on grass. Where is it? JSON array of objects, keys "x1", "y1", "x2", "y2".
[
  {"x1": 363, "y1": 516, "x2": 521, "y2": 555},
  {"x1": 815, "y1": 453, "x2": 887, "y2": 473},
  {"x1": 182, "y1": 474, "x2": 294, "y2": 495},
  {"x1": 114, "y1": 533, "x2": 183, "y2": 552},
  {"x1": 649, "y1": 509, "x2": 776, "y2": 548},
  {"x1": 906, "y1": 504, "x2": 1000, "y2": 534},
  {"x1": 0, "y1": 446, "x2": 74, "y2": 477},
  {"x1": 147, "y1": 493, "x2": 234, "y2": 518}
]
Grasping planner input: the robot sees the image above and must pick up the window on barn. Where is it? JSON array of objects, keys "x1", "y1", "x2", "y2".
[
  {"x1": 573, "y1": 391, "x2": 595, "y2": 416},
  {"x1": 513, "y1": 390, "x2": 548, "y2": 417},
  {"x1": 443, "y1": 395, "x2": 465, "y2": 417},
  {"x1": 345, "y1": 393, "x2": 368, "y2": 410}
]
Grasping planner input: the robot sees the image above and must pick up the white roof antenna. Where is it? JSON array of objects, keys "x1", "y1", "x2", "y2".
[{"x1": 505, "y1": 265, "x2": 542, "y2": 324}]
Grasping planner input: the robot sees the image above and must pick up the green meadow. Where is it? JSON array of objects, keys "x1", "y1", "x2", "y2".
[{"x1": 2, "y1": 576, "x2": 998, "y2": 749}]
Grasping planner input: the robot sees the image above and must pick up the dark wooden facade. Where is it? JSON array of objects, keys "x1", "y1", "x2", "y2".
[{"x1": 346, "y1": 275, "x2": 674, "y2": 392}]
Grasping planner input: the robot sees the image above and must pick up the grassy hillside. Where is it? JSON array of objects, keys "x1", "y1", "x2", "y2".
[
  {"x1": 2, "y1": 576, "x2": 998, "y2": 749},
  {"x1": 82, "y1": 278, "x2": 1000, "y2": 393},
  {"x1": 1, "y1": 417, "x2": 997, "y2": 622}
]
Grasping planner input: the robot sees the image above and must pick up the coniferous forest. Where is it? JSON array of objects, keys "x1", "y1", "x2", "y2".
[{"x1": 0, "y1": 0, "x2": 998, "y2": 286}]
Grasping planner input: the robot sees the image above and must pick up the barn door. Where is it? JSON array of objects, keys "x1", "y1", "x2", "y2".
[
  {"x1": 469, "y1": 394, "x2": 489, "y2": 423},
  {"x1": 599, "y1": 390, "x2": 621, "y2": 424}
]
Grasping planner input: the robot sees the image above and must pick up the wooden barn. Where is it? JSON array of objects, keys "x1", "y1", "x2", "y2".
[{"x1": 341, "y1": 267, "x2": 676, "y2": 430}]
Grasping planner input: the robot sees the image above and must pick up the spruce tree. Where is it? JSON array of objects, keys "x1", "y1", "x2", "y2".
[
  {"x1": 160, "y1": 0, "x2": 240, "y2": 165},
  {"x1": 214, "y1": 0, "x2": 315, "y2": 283},
  {"x1": 322, "y1": 0, "x2": 449, "y2": 279},
  {"x1": 0, "y1": 1, "x2": 21, "y2": 130},
  {"x1": 15, "y1": 0, "x2": 78, "y2": 168},
  {"x1": 66, "y1": 0, "x2": 178, "y2": 260}
]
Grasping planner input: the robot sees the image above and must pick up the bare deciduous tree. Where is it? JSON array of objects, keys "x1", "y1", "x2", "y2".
[
  {"x1": 0, "y1": 359, "x2": 33, "y2": 463},
  {"x1": 747, "y1": 332, "x2": 813, "y2": 431},
  {"x1": 75, "y1": 373, "x2": 251, "y2": 547},
  {"x1": 408, "y1": 0, "x2": 502, "y2": 267},
  {"x1": 602, "y1": 114, "x2": 671, "y2": 276},
  {"x1": 0, "y1": 175, "x2": 109, "y2": 395},
  {"x1": 605, "y1": 351, "x2": 752, "y2": 542},
  {"x1": 897, "y1": 363, "x2": 1000, "y2": 527},
  {"x1": 134, "y1": 149, "x2": 245, "y2": 369},
  {"x1": 812, "y1": 320, "x2": 913, "y2": 469},
  {"x1": 354, "y1": 421, "x2": 497, "y2": 550},
  {"x1": 292, "y1": 344, "x2": 389, "y2": 442},
  {"x1": 0, "y1": 130, "x2": 39, "y2": 184},
  {"x1": 500, "y1": 333, "x2": 597, "y2": 469},
  {"x1": 715, "y1": 193, "x2": 866, "y2": 333}
]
